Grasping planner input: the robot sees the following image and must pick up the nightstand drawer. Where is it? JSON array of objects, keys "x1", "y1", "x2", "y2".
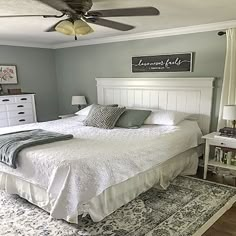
[{"x1": 209, "y1": 138, "x2": 236, "y2": 149}]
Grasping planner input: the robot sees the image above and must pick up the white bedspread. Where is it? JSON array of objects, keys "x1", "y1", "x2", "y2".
[{"x1": 0, "y1": 117, "x2": 202, "y2": 221}]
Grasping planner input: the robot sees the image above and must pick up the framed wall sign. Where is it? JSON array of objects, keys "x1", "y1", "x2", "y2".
[
  {"x1": 0, "y1": 65, "x2": 18, "y2": 84},
  {"x1": 132, "y1": 53, "x2": 193, "y2": 73}
]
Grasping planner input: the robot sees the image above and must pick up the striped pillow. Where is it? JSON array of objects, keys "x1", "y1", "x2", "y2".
[{"x1": 83, "y1": 105, "x2": 126, "y2": 129}]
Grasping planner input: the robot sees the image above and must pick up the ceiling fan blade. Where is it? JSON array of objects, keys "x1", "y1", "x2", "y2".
[
  {"x1": 0, "y1": 14, "x2": 58, "y2": 18},
  {"x1": 85, "y1": 17, "x2": 134, "y2": 31},
  {"x1": 87, "y1": 7, "x2": 160, "y2": 18},
  {"x1": 36, "y1": 0, "x2": 75, "y2": 13},
  {"x1": 45, "y1": 20, "x2": 64, "y2": 32}
]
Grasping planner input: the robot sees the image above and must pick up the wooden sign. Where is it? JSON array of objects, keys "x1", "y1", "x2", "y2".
[{"x1": 132, "y1": 53, "x2": 193, "y2": 73}]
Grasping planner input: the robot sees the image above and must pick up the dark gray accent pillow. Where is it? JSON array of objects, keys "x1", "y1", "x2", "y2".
[
  {"x1": 115, "y1": 109, "x2": 151, "y2": 128},
  {"x1": 83, "y1": 104, "x2": 126, "y2": 129}
]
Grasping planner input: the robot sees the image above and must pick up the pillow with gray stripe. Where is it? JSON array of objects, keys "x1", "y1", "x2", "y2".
[{"x1": 83, "y1": 104, "x2": 126, "y2": 129}]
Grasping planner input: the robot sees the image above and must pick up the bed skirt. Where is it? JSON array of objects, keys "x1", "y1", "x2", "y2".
[{"x1": 0, "y1": 147, "x2": 201, "y2": 223}]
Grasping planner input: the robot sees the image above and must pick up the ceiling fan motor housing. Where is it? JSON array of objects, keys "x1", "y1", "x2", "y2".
[{"x1": 69, "y1": 0, "x2": 93, "y2": 14}]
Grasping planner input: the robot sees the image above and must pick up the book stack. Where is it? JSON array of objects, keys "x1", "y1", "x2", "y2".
[
  {"x1": 217, "y1": 127, "x2": 236, "y2": 139},
  {"x1": 214, "y1": 147, "x2": 236, "y2": 165}
]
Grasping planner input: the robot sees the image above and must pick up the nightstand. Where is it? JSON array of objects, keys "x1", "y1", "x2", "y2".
[
  {"x1": 58, "y1": 114, "x2": 75, "y2": 119},
  {"x1": 202, "y1": 132, "x2": 236, "y2": 179}
]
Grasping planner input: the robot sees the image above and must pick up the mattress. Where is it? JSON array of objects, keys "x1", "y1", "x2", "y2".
[{"x1": 0, "y1": 117, "x2": 202, "y2": 223}]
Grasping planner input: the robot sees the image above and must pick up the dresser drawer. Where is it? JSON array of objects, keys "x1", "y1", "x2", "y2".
[
  {"x1": 0, "y1": 97, "x2": 15, "y2": 104},
  {"x1": 0, "y1": 105, "x2": 6, "y2": 112},
  {"x1": 8, "y1": 109, "x2": 33, "y2": 118},
  {"x1": 6, "y1": 103, "x2": 32, "y2": 111},
  {"x1": 0, "y1": 112, "x2": 7, "y2": 120},
  {"x1": 9, "y1": 116, "x2": 34, "y2": 126},
  {"x1": 0, "y1": 120, "x2": 8, "y2": 128},
  {"x1": 15, "y1": 95, "x2": 32, "y2": 103}
]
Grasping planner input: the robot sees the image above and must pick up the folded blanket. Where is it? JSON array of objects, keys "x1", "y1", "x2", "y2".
[{"x1": 0, "y1": 129, "x2": 73, "y2": 169}]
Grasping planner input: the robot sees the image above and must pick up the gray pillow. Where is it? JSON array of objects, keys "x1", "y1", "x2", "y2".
[
  {"x1": 115, "y1": 109, "x2": 151, "y2": 128},
  {"x1": 83, "y1": 104, "x2": 126, "y2": 129}
]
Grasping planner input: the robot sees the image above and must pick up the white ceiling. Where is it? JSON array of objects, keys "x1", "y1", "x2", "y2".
[{"x1": 0, "y1": 0, "x2": 236, "y2": 48}]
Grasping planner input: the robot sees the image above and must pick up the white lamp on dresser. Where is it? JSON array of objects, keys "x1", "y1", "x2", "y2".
[{"x1": 0, "y1": 94, "x2": 37, "y2": 128}]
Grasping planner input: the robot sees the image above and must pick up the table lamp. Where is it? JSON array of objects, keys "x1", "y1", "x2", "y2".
[
  {"x1": 72, "y1": 96, "x2": 87, "y2": 110},
  {"x1": 223, "y1": 105, "x2": 236, "y2": 129}
]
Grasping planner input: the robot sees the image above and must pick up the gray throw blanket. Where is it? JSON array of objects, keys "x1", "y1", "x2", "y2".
[{"x1": 0, "y1": 129, "x2": 73, "y2": 169}]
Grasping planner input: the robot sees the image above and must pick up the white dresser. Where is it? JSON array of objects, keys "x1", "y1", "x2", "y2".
[{"x1": 0, "y1": 94, "x2": 37, "y2": 128}]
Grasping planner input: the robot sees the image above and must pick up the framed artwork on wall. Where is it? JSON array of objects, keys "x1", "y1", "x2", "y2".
[
  {"x1": 132, "y1": 52, "x2": 193, "y2": 73},
  {"x1": 0, "y1": 65, "x2": 18, "y2": 84}
]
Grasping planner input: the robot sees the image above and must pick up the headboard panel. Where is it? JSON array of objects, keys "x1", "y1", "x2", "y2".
[{"x1": 96, "y1": 78, "x2": 214, "y2": 134}]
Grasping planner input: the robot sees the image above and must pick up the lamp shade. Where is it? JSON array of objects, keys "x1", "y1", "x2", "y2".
[
  {"x1": 74, "y1": 19, "x2": 94, "y2": 35},
  {"x1": 223, "y1": 105, "x2": 236, "y2": 120},
  {"x1": 55, "y1": 19, "x2": 94, "y2": 37},
  {"x1": 72, "y1": 96, "x2": 87, "y2": 105},
  {"x1": 55, "y1": 20, "x2": 75, "y2": 35}
]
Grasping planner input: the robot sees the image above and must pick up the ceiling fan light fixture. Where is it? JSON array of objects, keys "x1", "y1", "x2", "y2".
[
  {"x1": 55, "y1": 20, "x2": 75, "y2": 35},
  {"x1": 74, "y1": 19, "x2": 94, "y2": 35}
]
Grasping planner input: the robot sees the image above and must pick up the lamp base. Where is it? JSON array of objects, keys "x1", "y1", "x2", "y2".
[
  {"x1": 77, "y1": 104, "x2": 87, "y2": 111},
  {"x1": 232, "y1": 120, "x2": 236, "y2": 129}
]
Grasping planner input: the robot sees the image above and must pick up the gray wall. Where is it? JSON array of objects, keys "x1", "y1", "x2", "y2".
[
  {"x1": 0, "y1": 31, "x2": 226, "y2": 129},
  {"x1": 55, "y1": 31, "x2": 226, "y2": 131},
  {"x1": 0, "y1": 46, "x2": 58, "y2": 121}
]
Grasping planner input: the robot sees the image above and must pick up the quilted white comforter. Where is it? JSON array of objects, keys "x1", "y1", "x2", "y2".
[{"x1": 0, "y1": 117, "x2": 202, "y2": 221}]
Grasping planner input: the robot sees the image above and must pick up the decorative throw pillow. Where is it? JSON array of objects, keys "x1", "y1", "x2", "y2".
[
  {"x1": 75, "y1": 104, "x2": 118, "y2": 116},
  {"x1": 83, "y1": 105, "x2": 126, "y2": 129},
  {"x1": 115, "y1": 109, "x2": 151, "y2": 128}
]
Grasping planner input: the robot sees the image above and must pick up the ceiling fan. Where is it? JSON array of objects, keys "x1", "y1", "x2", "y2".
[{"x1": 0, "y1": 0, "x2": 160, "y2": 40}]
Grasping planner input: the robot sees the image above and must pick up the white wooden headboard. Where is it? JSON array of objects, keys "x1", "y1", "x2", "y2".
[{"x1": 96, "y1": 78, "x2": 214, "y2": 134}]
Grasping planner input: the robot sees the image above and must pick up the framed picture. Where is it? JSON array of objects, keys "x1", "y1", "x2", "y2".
[
  {"x1": 132, "y1": 52, "x2": 193, "y2": 73},
  {"x1": 0, "y1": 65, "x2": 18, "y2": 84}
]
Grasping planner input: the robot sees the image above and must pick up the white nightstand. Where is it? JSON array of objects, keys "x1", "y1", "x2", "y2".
[
  {"x1": 58, "y1": 114, "x2": 75, "y2": 119},
  {"x1": 202, "y1": 132, "x2": 236, "y2": 179}
]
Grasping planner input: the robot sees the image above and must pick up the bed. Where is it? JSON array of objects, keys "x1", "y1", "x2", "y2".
[{"x1": 0, "y1": 78, "x2": 214, "y2": 224}]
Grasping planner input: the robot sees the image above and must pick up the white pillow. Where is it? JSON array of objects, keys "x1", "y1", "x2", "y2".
[
  {"x1": 75, "y1": 105, "x2": 92, "y2": 116},
  {"x1": 144, "y1": 110, "x2": 188, "y2": 125},
  {"x1": 75, "y1": 115, "x2": 87, "y2": 122}
]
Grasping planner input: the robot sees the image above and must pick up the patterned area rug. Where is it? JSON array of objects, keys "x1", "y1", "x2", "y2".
[{"x1": 1, "y1": 176, "x2": 236, "y2": 236}]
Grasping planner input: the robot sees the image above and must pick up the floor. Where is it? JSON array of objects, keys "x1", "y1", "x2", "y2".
[{"x1": 197, "y1": 167, "x2": 236, "y2": 236}]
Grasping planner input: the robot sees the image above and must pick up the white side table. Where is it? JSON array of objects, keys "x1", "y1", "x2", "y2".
[
  {"x1": 202, "y1": 132, "x2": 236, "y2": 179},
  {"x1": 58, "y1": 114, "x2": 75, "y2": 119}
]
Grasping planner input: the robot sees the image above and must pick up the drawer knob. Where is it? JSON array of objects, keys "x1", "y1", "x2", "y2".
[
  {"x1": 19, "y1": 119, "x2": 26, "y2": 122},
  {"x1": 221, "y1": 142, "x2": 224, "y2": 145},
  {"x1": 17, "y1": 105, "x2": 24, "y2": 108},
  {"x1": 2, "y1": 99, "x2": 9, "y2": 102},
  {"x1": 20, "y1": 98, "x2": 27, "y2": 101},
  {"x1": 18, "y1": 112, "x2": 25, "y2": 115}
]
